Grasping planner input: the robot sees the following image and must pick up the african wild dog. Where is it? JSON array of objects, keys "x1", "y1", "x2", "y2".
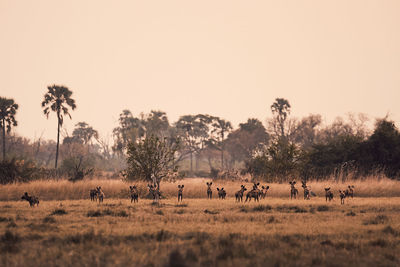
[
  {"x1": 245, "y1": 183, "x2": 260, "y2": 202},
  {"x1": 148, "y1": 184, "x2": 161, "y2": 200},
  {"x1": 217, "y1": 188, "x2": 226, "y2": 199},
  {"x1": 130, "y1": 185, "x2": 139, "y2": 203},
  {"x1": 235, "y1": 185, "x2": 247, "y2": 202},
  {"x1": 21, "y1": 192, "x2": 39, "y2": 207},
  {"x1": 325, "y1": 188, "x2": 333, "y2": 202},
  {"x1": 345, "y1": 185, "x2": 355, "y2": 198},
  {"x1": 339, "y1": 190, "x2": 346, "y2": 205},
  {"x1": 177, "y1": 185, "x2": 184, "y2": 202},
  {"x1": 301, "y1": 181, "x2": 310, "y2": 200},
  {"x1": 289, "y1": 181, "x2": 298, "y2": 199},
  {"x1": 96, "y1": 186, "x2": 105, "y2": 203},
  {"x1": 206, "y1": 182, "x2": 213, "y2": 199},
  {"x1": 90, "y1": 189, "x2": 97, "y2": 201},
  {"x1": 260, "y1": 185, "x2": 270, "y2": 199}
]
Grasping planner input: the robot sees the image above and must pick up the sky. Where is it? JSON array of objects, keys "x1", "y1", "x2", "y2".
[{"x1": 1, "y1": 0, "x2": 399, "y2": 141}]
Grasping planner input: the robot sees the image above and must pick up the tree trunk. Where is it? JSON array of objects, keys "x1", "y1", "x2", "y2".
[
  {"x1": 190, "y1": 151, "x2": 193, "y2": 174},
  {"x1": 207, "y1": 156, "x2": 213, "y2": 170},
  {"x1": 195, "y1": 153, "x2": 199, "y2": 171},
  {"x1": 221, "y1": 148, "x2": 224, "y2": 170},
  {"x1": 155, "y1": 180, "x2": 161, "y2": 203},
  {"x1": 2, "y1": 118, "x2": 5, "y2": 160},
  {"x1": 55, "y1": 117, "x2": 60, "y2": 169}
]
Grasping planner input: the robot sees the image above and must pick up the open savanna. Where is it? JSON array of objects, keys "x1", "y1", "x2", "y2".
[
  {"x1": 1, "y1": 179, "x2": 400, "y2": 267},
  {"x1": 1, "y1": 177, "x2": 400, "y2": 201}
]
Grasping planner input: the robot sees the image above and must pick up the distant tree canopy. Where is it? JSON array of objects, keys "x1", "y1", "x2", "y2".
[
  {"x1": 2, "y1": 91, "x2": 400, "y2": 183},
  {"x1": 0, "y1": 97, "x2": 19, "y2": 160},
  {"x1": 72, "y1": 122, "x2": 99, "y2": 145}
]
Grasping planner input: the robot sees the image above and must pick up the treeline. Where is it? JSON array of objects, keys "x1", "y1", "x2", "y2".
[{"x1": 1, "y1": 87, "x2": 400, "y2": 183}]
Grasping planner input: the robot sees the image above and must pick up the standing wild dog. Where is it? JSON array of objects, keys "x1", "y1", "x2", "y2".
[
  {"x1": 289, "y1": 181, "x2": 298, "y2": 199},
  {"x1": 345, "y1": 185, "x2": 355, "y2": 198},
  {"x1": 148, "y1": 184, "x2": 161, "y2": 200},
  {"x1": 339, "y1": 190, "x2": 346, "y2": 204},
  {"x1": 96, "y1": 186, "x2": 105, "y2": 203},
  {"x1": 260, "y1": 185, "x2": 270, "y2": 199},
  {"x1": 301, "y1": 181, "x2": 310, "y2": 200},
  {"x1": 129, "y1": 185, "x2": 139, "y2": 203},
  {"x1": 235, "y1": 185, "x2": 247, "y2": 202},
  {"x1": 177, "y1": 185, "x2": 184, "y2": 202},
  {"x1": 245, "y1": 183, "x2": 260, "y2": 202},
  {"x1": 89, "y1": 189, "x2": 98, "y2": 201},
  {"x1": 217, "y1": 188, "x2": 226, "y2": 199},
  {"x1": 325, "y1": 188, "x2": 333, "y2": 202},
  {"x1": 206, "y1": 182, "x2": 213, "y2": 199},
  {"x1": 21, "y1": 192, "x2": 39, "y2": 207}
]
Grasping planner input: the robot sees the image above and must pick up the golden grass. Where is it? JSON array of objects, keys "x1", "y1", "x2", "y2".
[
  {"x1": 1, "y1": 196, "x2": 400, "y2": 266},
  {"x1": 1, "y1": 177, "x2": 400, "y2": 201}
]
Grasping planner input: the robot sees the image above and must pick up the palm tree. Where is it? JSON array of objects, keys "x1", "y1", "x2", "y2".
[
  {"x1": 0, "y1": 97, "x2": 19, "y2": 160},
  {"x1": 270, "y1": 98, "x2": 291, "y2": 139},
  {"x1": 42, "y1": 85, "x2": 76, "y2": 168}
]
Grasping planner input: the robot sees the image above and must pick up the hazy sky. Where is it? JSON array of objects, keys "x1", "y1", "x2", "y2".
[{"x1": 1, "y1": 0, "x2": 399, "y2": 141}]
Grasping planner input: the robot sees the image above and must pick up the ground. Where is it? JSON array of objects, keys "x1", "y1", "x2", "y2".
[{"x1": 1, "y1": 195, "x2": 400, "y2": 267}]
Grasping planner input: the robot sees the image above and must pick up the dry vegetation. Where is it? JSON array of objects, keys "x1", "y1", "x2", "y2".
[
  {"x1": 1, "y1": 177, "x2": 400, "y2": 201},
  {"x1": 1, "y1": 179, "x2": 400, "y2": 266}
]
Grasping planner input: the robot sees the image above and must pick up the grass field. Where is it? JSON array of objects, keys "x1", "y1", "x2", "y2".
[
  {"x1": 1, "y1": 179, "x2": 400, "y2": 266},
  {"x1": 1, "y1": 177, "x2": 400, "y2": 201}
]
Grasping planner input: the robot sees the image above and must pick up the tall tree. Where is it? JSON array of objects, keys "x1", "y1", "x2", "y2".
[
  {"x1": 210, "y1": 117, "x2": 233, "y2": 169},
  {"x1": 144, "y1": 110, "x2": 170, "y2": 138},
  {"x1": 225, "y1": 118, "x2": 269, "y2": 165},
  {"x1": 270, "y1": 98, "x2": 291, "y2": 139},
  {"x1": 0, "y1": 97, "x2": 19, "y2": 160},
  {"x1": 112, "y1": 110, "x2": 145, "y2": 155},
  {"x1": 175, "y1": 114, "x2": 213, "y2": 173},
  {"x1": 41, "y1": 85, "x2": 76, "y2": 168}
]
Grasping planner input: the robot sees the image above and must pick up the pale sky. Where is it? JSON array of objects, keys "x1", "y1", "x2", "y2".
[{"x1": 1, "y1": 0, "x2": 399, "y2": 141}]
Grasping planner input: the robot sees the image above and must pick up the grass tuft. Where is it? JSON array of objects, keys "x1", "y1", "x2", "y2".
[
  {"x1": 346, "y1": 211, "x2": 356, "y2": 216},
  {"x1": 87, "y1": 210, "x2": 103, "y2": 217},
  {"x1": 363, "y1": 215, "x2": 389, "y2": 225},
  {"x1": 204, "y1": 209, "x2": 219, "y2": 215},
  {"x1": 317, "y1": 205, "x2": 330, "y2": 212},
  {"x1": 253, "y1": 205, "x2": 272, "y2": 212},
  {"x1": 50, "y1": 208, "x2": 68, "y2": 216},
  {"x1": 43, "y1": 216, "x2": 56, "y2": 223}
]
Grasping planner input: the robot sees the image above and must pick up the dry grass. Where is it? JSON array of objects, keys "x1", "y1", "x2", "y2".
[
  {"x1": 1, "y1": 189, "x2": 400, "y2": 266},
  {"x1": 1, "y1": 177, "x2": 400, "y2": 201}
]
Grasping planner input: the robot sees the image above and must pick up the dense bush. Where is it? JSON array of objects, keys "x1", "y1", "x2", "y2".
[{"x1": 0, "y1": 159, "x2": 44, "y2": 184}]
